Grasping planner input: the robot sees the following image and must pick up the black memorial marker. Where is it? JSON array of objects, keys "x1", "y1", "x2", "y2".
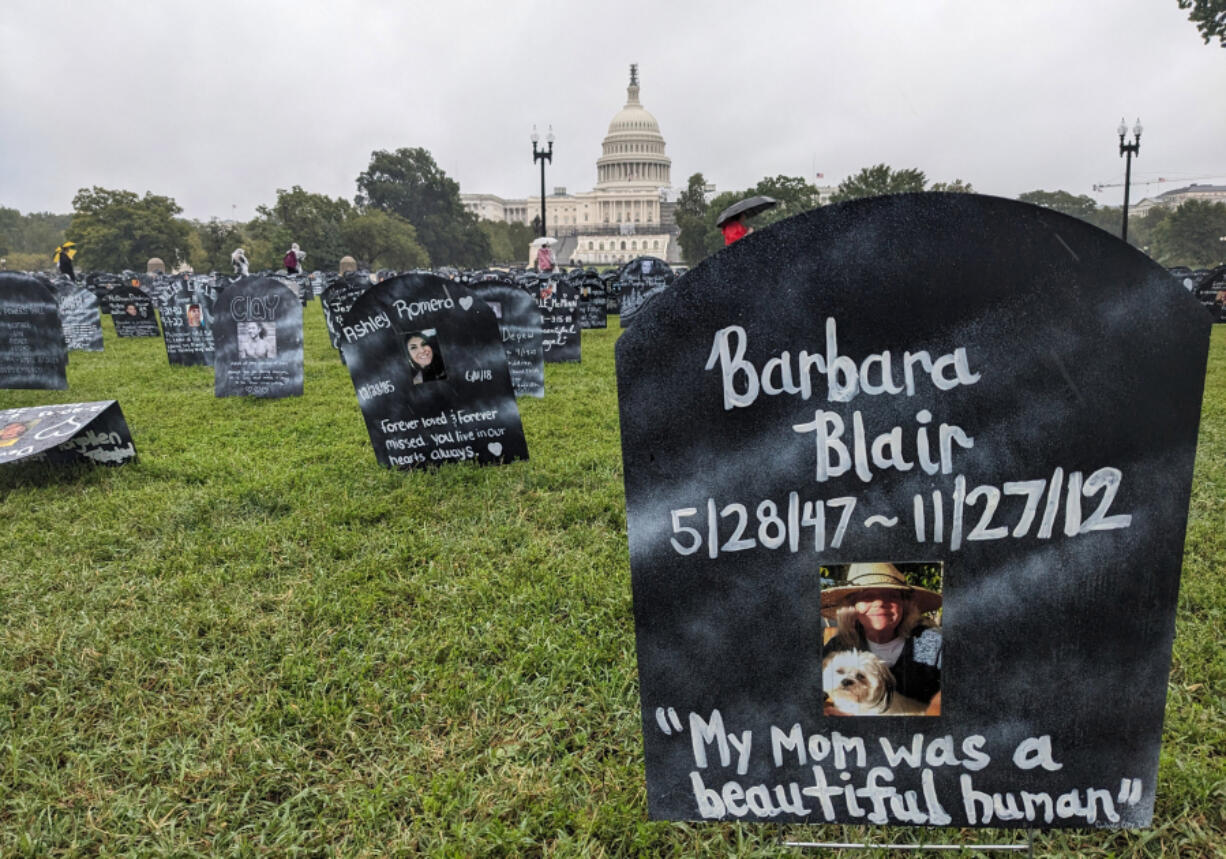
[
  {"x1": 159, "y1": 281, "x2": 215, "y2": 366},
  {"x1": 576, "y1": 274, "x2": 609, "y2": 330},
  {"x1": 537, "y1": 279, "x2": 580, "y2": 363},
  {"x1": 616, "y1": 194, "x2": 1211, "y2": 829},
  {"x1": 0, "y1": 400, "x2": 135, "y2": 466},
  {"x1": 213, "y1": 277, "x2": 303, "y2": 398},
  {"x1": 616, "y1": 255, "x2": 675, "y2": 329},
  {"x1": 55, "y1": 282, "x2": 104, "y2": 352},
  {"x1": 322, "y1": 274, "x2": 374, "y2": 356},
  {"x1": 469, "y1": 280, "x2": 545, "y2": 398},
  {"x1": 339, "y1": 273, "x2": 528, "y2": 469},
  {"x1": 0, "y1": 273, "x2": 68, "y2": 390},
  {"x1": 108, "y1": 286, "x2": 161, "y2": 338}
]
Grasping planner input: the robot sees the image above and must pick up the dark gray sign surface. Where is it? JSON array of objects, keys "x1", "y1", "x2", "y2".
[
  {"x1": 159, "y1": 283, "x2": 215, "y2": 366},
  {"x1": 577, "y1": 276, "x2": 609, "y2": 330},
  {"x1": 55, "y1": 282, "x2": 105, "y2": 352},
  {"x1": 213, "y1": 278, "x2": 303, "y2": 398},
  {"x1": 470, "y1": 281, "x2": 545, "y2": 399},
  {"x1": 616, "y1": 194, "x2": 1211, "y2": 829},
  {"x1": 321, "y1": 274, "x2": 374, "y2": 355},
  {"x1": 617, "y1": 256, "x2": 675, "y2": 328},
  {"x1": 0, "y1": 400, "x2": 135, "y2": 465},
  {"x1": 108, "y1": 286, "x2": 161, "y2": 338},
  {"x1": 537, "y1": 280, "x2": 580, "y2": 363},
  {"x1": 0, "y1": 273, "x2": 68, "y2": 389},
  {"x1": 339, "y1": 273, "x2": 528, "y2": 469}
]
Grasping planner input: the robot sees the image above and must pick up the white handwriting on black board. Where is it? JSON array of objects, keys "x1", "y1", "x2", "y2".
[
  {"x1": 705, "y1": 318, "x2": 981, "y2": 409},
  {"x1": 230, "y1": 295, "x2": 280, "y2": 321},
  {"x1": 680, "y1": 318, "x2": 1132, "y2": 552},
  {"x1": 666, "y1": 466, "x2": 1130, "y2": 557},
  {"x1": 668, "y1": 709, "x2": 1143, "y2": 826}
]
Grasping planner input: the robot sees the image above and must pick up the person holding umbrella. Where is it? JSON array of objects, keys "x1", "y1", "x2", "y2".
[
  {"x1": 716, "y1": 195, "x2": 777, "y2": 246},
  {"x1": 54, "y1": 241, "x2": 78, "y2": 281}
]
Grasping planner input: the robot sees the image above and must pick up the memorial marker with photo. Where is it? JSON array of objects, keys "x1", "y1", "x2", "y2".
[
  {"x1": 55, "y1": 282, "x2": 104, "y2": 352},
  {"x1": 339, "y1": 273, "x2": 528, "y2": 469},
  {"x1": 0, "y1": 400, "x2": 135, "y2": 466},
  {"x1": 0, "y1": 273, "x2": 68, "y2": 390},
  {"x1": 616, "y1": 194, "x2": 1211, "y2": 829},
  {"x1": 108, "y1": 285, "x2": 161, "y2": 338},
  {"x1": 158, "y1": 282, "x2": 215, "y2": 366},
  {"x1": 537, "y1": 279, "x2": 580, "y2": 363},
  {"x1": 470, "y1": 280, "x2": 546, "y2": 398},
  {"x1": 577, "y1": 275, "x2": 609, "y2": 330},
  {"x1": 213, "y1": 278, "x2": 303, "y2": 398}
]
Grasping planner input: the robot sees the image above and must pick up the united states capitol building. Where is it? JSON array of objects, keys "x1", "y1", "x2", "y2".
[{"x1": 461, "y1": 65, "x2": 682, "y2": 266}]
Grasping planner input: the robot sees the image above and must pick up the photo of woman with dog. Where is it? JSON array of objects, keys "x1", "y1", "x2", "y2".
[{"x1": 821, "y1": 562, "x2": 942, "y2": 717}]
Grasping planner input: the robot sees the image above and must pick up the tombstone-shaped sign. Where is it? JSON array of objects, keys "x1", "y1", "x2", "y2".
[
  {"x1": 0, "y1": 400, "x2": 135, "y2": 466},
  {"x1": 55, "y1": 282, "x2": 104, "y2": 352},
  {"x1": 616, "y1": 195, "x2": 1211, "y2": 829},
  {"x1": 321, "y1": 273, "x2": 375, "y2": 356},
  {"x1": 1194, "y1": 265, "x2": 1226, "y2": 323},
  {"x1": 0, "y1": 273, "x2": 68, "y2": 390},
  {"x1": 213, "y1": 278, "x2": 303, "y2": 398},
  {"x1": 576, "y1": 275, "x2": 609, "y2": 330},
  {"x1": 617, "y1": 254, "x2": 676, "y2": 328},
  {"x1": 108, "y1": 286, "x2": 160, "y2": 337},
  {"x1": 469, "y1": 280, "x2": 545, "y2": 398},
  {"x1": 537, "y1": 279, "x2": 580, "y2": 363},
  {"x1": 617, "y1": 256, "x2": 675, "y2": 328},
  {"x1": 158, "y1": 281, "x2": 215, "y2": 366},
  {"x1": 339, "y1": 273, "x2": 528, "y2": 469}
]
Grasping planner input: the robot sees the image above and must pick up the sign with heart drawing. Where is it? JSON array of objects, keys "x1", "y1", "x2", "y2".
[{"x1": 339, "y1": 273, "x2": 529, "y2": 469}]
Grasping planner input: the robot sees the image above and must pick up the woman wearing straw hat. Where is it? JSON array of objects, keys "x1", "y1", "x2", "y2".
[{"x1": 822, "y1": 562, "x2": 943, "y2": 710}]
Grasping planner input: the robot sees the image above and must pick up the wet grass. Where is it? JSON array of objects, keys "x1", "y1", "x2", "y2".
[{"x1": 0, "y1": 310, "x2": 1222, "y2": 856}]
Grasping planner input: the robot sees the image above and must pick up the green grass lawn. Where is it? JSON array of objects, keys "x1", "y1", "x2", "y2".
[{"x1": 0, "y1": 310, "x2": 1222, "y2": 857}]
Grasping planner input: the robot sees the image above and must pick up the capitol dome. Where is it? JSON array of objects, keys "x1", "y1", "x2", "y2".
[{"x1": 595, "y1": 65, "x2": 671, "y2": 189}]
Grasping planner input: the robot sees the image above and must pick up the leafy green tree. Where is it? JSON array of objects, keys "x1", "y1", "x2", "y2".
[
  {"x1": 675, "y1": 173, "x2": 713, "y2": 266},
  {"x1": 1017, "y1": 190, "x2": 1100, "y2": 220},
  {"x1": 67, "y1": 187, "x2": 193, "y2": 273},
  {"x1": 248, "y1": 186, "x2": 352, "y2": 272},
  {"x1": 479, "y1": 219, "x2": 536, "y2": 265},
  {"x1": 829, "y1": 164, "x2": 927, "y2": 203},
  {"x1": 355, "y1": 147, "x2": 491, "y2": 267},
  {"x1": 342, "y1": 209, "x2": 430, "y2": 270},
  {"x1": 1177, "y1": 0, "x2": 1226, "y2": 46},
  {"x1": 194, "y1": 218, "x2": 245, "y2": 273},
  {"x1": 678, "y1": 173, "x2": 824, "y2": 266},
  {"x1": 1149, "y1": 200, "x2": 1226, "y2": 267},
  {"x1": 746, "y1": 175, "x2": 822, "y2": 227},
  {"x1": 0, "y1": 207, "x2": 72, "y2": 256}
]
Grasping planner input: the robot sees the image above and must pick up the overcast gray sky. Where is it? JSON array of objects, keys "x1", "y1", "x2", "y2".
[{"x1": 3, "y1": 0, "x2": 1223, "y2": 222}]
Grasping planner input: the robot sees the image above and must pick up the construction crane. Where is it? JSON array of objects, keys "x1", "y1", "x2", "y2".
[{"x1": 1092, "y1": 175, "x2": 1220, "y2": 193}]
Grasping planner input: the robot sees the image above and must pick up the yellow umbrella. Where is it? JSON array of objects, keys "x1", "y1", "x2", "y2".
[{"x1": 53, "y1": 243, "x2": 77, "y2": 263}]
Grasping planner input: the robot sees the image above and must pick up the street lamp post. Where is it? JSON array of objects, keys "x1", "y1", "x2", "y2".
[
  {"x1": 531, "y1": 125, "x2": 554, "y2": 238},
  {"x1": 1118, "y1": 117, "x2": 1142, "y2": 243}
]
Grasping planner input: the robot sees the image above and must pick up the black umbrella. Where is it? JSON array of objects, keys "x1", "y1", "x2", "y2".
[{"x1": 715, "y1": 195, "x2": 777, "y2": 228}]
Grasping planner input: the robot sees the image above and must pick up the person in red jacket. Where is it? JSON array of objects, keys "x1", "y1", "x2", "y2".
[{"x1": 721, "y1": 215, "x2": 752, "y2": 246}]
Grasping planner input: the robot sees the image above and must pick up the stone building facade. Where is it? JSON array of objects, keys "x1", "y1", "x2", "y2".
[{"x1": 462, "y1": 65, "x2": 680, "y2": 265}]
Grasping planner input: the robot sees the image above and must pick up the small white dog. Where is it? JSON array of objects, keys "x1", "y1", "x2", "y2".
[{"x1": 822, "y1": 649, "x2": 928, "y2": 716}]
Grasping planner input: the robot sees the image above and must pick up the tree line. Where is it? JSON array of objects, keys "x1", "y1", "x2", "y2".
[
  {"x1": 3, "y1": 154, "x2": 1223, "y2": 274},
  {"x1": 0, "y1": 148, "x2": 532, "y2": 275},
  {"x1": 675, "y1": 164, "x2": 1226, "y2": 269}
]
